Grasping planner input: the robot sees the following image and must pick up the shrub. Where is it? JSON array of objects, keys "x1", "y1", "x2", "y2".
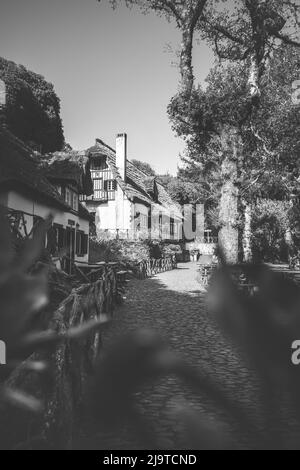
[
  {"x1": 89, "y1": 238, "x2": 183, "y2": 266},
  {"x1": 252, "y1": 200, "x2": 291, "y2": 263}
]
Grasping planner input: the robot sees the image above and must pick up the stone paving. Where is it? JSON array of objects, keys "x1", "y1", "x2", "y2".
[{"x1": 77, "y1": 262, "x2": 260, "y2": 449}]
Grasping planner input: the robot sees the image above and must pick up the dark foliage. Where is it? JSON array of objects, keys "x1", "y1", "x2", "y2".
[{"x1": 0, "y1": 57, "x2": 64, "y2": 152}]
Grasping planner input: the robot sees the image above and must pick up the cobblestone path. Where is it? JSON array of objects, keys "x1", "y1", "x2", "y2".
[{"x1": 77, "y1": 263, "x2": 260, "y2": 450}]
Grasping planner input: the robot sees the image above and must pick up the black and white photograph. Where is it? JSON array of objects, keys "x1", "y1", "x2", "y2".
[{"x1": 0, "y1": 0, "x2": 300, "y2": 453}]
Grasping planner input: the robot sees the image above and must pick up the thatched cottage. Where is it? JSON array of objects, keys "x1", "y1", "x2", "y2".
[
  {"x1": 0, "y1": 129, "x2": 92, "y2": 266},
  {"x1": 80, "y1": 134, "x2": 183, "y2": 240}
]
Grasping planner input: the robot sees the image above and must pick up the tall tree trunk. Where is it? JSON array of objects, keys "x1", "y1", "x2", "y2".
[
  {"x1": 242, "y1": 200, "x2": 253, "y2": 263},
  {"x1": 218, "y1": 130, "x2": 240, "y2": 264},
  {"x1": 179, "y1": 1, "x2": 208, "y2": 98},
  {"x1": 285, "y1": 225, "x2": 294, "y2": 261},
  {"x1": 285, "y1": 199, "x2": 295, "y2": 262},
  {"x1": 248, "y1": 52, "x2": 261, "y2": 101},
  {"x1": 179, "y1": 26, "x2": 194, "y2": 97}
]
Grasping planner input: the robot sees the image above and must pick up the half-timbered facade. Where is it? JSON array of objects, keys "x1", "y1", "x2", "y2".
[{"x1": 80, "y1": 134, "x2": 183, "y2": 240}]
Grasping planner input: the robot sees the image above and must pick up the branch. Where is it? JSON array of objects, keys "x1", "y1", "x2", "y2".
[
  {"x1": 250, "y1": 125, "x2": 276, "y2": 157},
  {"x1": 190, "y1": 0, "x2": 208, "y2": 31},
  {"x1": 202, "y1": 17, "x2": 247, "y2": 46},
  {"x1": 160, "y1": 0, "x2": 183, "y2": 27},
  {"x1": 271, "y1": 31, "x2": 300, "y2": 47},
  {"x1": 241, "y1": 172, "x2": 265, "y2": 195}
]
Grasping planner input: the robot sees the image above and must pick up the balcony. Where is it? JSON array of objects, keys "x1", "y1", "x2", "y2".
[{"x1": 80, "y1": 191, "x2": 115, "y2": 202}]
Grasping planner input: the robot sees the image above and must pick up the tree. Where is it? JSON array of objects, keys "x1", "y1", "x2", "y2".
[
  {"x1": 102, "y1": 0, "x2": 209, "y2": 96},
  {"x1": 163, "y1": 178, "x2": 202, "y2": 205},
  {"x1": 252, "y1": 199, "x2": 292, "y2": 262},
  {"x1": 131, "y1": 159, "x2": 157, "y2": 176},
  {"x1": 169, "y1": 2, "x2": 300, "y2": 262},
  {"x1": 104, "y1": 0, "x2": 300, "y2": 262},
  {"x1": 200, "y1": 0, "x2": 300, "y2": 107},
  {"x1": 0, "y1": 57, "x2": 64, "y2": 152},
  {"x1": 199, "y1": 1, "x2": 300, "y2": 262},
  {"x1": 169, "y1": 44, "x2": 300, "y2": 261}
]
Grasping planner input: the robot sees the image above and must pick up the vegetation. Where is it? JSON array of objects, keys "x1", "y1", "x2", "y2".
[
  {"x1": 0, "y1": 57, "x2": 64, "y2": 152},
  {"x1": 89, "y1": 237, "x2": 182, "y2": 267},
  {"x1": 4, "y1": 211, "x2": 300, "y2": 448},
  {"x1": 170, "y1": 44, "x2": 300, "y2": 261},
  {"x1": 130, "y1": 159, "x2": 157, "y2": 176},
  {"x1": 89, "y1": 237, "x2": 151, "y2": 264},
  {"x1": 1, "y1": 1, "x2": 300, "y2": 450},
  {"x1": 106, "y1": 0, "x2": 300, "y2": 263}
]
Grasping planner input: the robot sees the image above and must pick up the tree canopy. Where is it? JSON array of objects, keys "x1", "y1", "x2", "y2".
[
  {"x1": 131, "y1": 159, "x2": 157, "y2": 176},
  {"x1": 169, "y1": 44, "x2": 300, "y2": 202},
  {"x1": 0, "y1": 57, "x2": 64, "y2": 153}
]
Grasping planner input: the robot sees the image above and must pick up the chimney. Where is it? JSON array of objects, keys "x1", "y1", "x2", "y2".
[{"x1": 116, "y1": 133, "x2": 127, "y2": 182}]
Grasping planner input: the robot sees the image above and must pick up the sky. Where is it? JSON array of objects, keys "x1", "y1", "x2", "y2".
[{"x1": 0, "y1": 0, "x2": 214, "y2": 175}]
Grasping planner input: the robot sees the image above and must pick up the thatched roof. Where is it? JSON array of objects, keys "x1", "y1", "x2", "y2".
[
  {"x1": 0, "y1": 129, "x2": 92, "y2": 221},
  {"x1": 0, "y1": 129, "x2": 69, "y2": 211},
  {"x1": 38, "y1": 150, "x2": 93, "y2": 196},
  {"x1": 87, "y1": 139, "x2": 182, "y2": 220}
]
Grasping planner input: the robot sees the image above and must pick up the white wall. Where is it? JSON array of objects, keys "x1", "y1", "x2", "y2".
[
  {"x1": 115, "y1": 185, "x2": 132, "y2": 230},
  {"x1": 90, "y1": 187, "x2": 183, "y2": 242},
  {"x1": 94, "y1": 186, "x2": 132, "y2": 234}
]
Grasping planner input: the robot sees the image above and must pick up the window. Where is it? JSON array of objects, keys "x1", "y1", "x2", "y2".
[
  {"x1": 159, "y1": 213, "x2": 163, "y2": 239},
  {"x1": 76, "y1": 231, "x2": 88, "y2": 257},
  {"x1": 65, "y1": 187, "x2": 71, "y2": 206},
  {"x1": 90, "y1": 165, "x2": 116, "y2": 201},
  {"x1": 33, "y1": 216, "x2": 46, "y2": 245},
  {"x1": 72, "y1": 192, "x2": 78, "y2": 212},
  {"x1": 53, "y1": 223, "x2": 66, "y2": 252},
  {"x1": 170, "y1": 217, "x2": 175, "y2": 237},
  {"x1": 46, "y1": 225, "x2": 57, "y2": 256},
  {"x1": 91, "y1": 158, "x2": 108, "y2": 171},
  {"x1": 92, "y1": 178, "x2": 116, "y2": 201},
  {"x1": 65, "y1": 187, "x2": 79, "y2": 212},
  {"x1": 94, "y1": 178, "x2": 104, "y2": 191},
  {"x1": 93, "y1": 178, "x2": 105, "y2": 200},
  {"x1": 104, "y1": 180, "x2": 116, "y2": 191}
]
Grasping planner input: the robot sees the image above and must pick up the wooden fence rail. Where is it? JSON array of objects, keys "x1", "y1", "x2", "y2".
[
  {"x1": 2, "y1": 255, "x2": 177, "y2": 449},
  {"x1": 69, "y1": 256, "x2": 177, "y2": 283},
  {"x1": 135, "y1": 255, "x2": 177, "y2": 279},
  {"x1": 3, "y1": 264, "x2": 120, "y2": 450}
]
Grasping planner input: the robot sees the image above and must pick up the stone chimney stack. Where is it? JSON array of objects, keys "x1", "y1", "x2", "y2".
[{"x1": 116, "y1": 133, "x2": 127, "y2": 182}]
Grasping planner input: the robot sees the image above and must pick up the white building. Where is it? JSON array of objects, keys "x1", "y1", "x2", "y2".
[
  {"x1": 0, "y1": 129, "x2": 92, "y2": 267},
  {"x1": 81, "y1": 134, "x2": 183, "y2": 241}
]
